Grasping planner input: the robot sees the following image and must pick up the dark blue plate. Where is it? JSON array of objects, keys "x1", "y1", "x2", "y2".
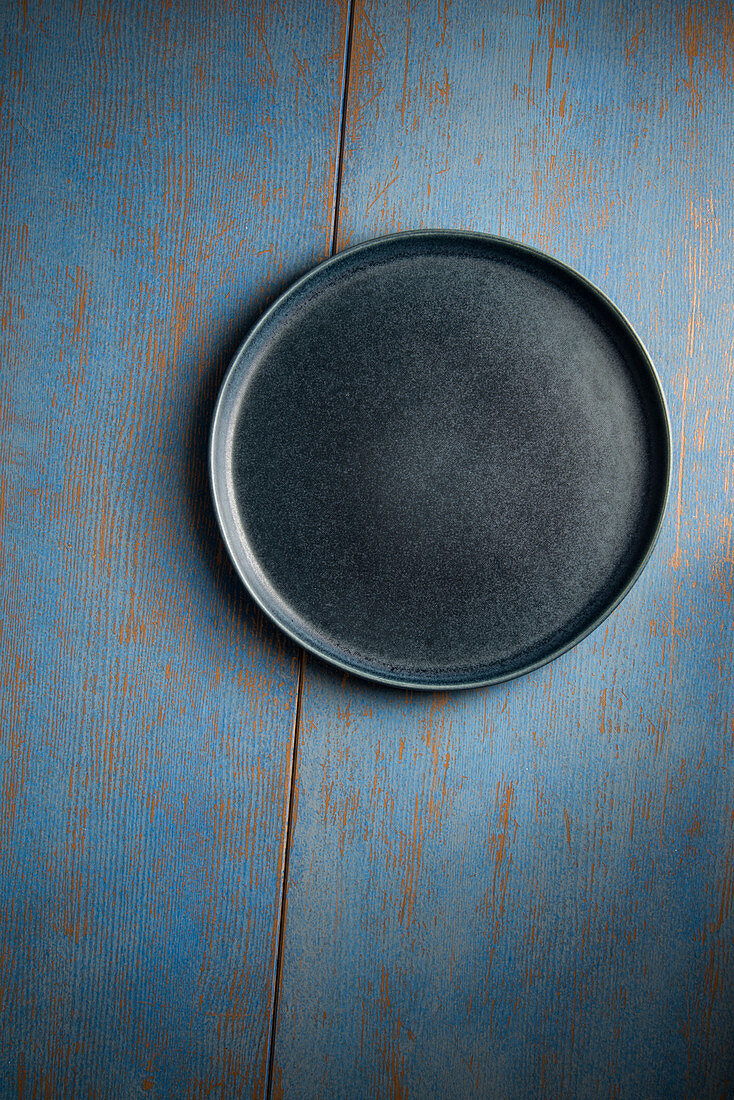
[{"x1": 210, "y1": 232, "x2": 671, "y2": 689}]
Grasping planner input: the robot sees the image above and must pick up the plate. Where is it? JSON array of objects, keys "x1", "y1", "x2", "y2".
[{"x1": 210, "y1": 232, "x2": 671, "y2": 689}]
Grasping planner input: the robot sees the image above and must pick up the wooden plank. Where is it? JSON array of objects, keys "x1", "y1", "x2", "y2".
[
  {"x1": 273, "y1": 2, "x2": 734, "y2": 1097},
  {"x1": 0, "y1": 1, "x2": 348, "y2": 1096}
]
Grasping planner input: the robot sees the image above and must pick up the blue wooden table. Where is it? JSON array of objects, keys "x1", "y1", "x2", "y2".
[{"x1": 1, "y1": 2, "x2": 732, "y2": 1097}]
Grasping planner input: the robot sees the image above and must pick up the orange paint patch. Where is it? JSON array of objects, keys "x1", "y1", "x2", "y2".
[
  {"x1": 365, "y1": 155, "x2": 400, "y2": 216},
  {"x1": 343, "y1": 0, "x2": 388, "y2": 192},
  {"x1": 711, "y1": 515, "x2": 733, "y2": 605},
  {"x1": 398, "y1": 790, "x2": 423, "y2": 926},
  {"x1": 480, "y1": 780, "x2": 517, "y2": 995},
  {"x1": 534, "y1": 0, "x2": 571, "y2": 92},
  {"x1": 677, "y1": 2, "x2": 734, "y2": 133},
  {"x1": 0, "y1": 635, "x2": 35, "y2": 857},
  {"x1": 563, "y1": 807, "x2": 574, "y2": 859},
  {"x1": 670, "y1": 374, "x2": 689, "y2": 572},
  {"x1": 625, "y1": 11, "x2": 648, "y2": 68}
]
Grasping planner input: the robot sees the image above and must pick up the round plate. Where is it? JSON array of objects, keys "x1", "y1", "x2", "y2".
[{"x1": 210, "y1": 232, "x2": 671, "y2": 690}]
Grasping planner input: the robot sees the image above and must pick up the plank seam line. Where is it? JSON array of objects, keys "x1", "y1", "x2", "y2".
[
  {"x1": 265, "y1": 4, "x2": 355, "y2": 1091},
  {"x1": 331, "y1": 0, "x2": 356, "y2": 256},
  {"x1": 264, "y1": 648, "x2": 305, "y2": 1099}
]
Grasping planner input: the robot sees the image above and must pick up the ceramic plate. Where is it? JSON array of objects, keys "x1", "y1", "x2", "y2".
[{"x1": 210, "y1": 232, "x2": 671, "y2": 689}]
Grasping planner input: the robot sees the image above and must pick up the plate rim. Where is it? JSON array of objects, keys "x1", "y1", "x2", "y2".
[{"x1": 209, "y1": 229, "x2": 673, "y2": 691}]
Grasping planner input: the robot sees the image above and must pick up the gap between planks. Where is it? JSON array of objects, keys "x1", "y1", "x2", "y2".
[
  {"x1": 264, "y1": 2, "x2": 356, "y2": 1095},
  {"x1": 264, "y1": 649, "x2": 305, "y2": 1100}
]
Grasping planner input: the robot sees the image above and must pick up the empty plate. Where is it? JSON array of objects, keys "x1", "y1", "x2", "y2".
[{"x1": 210, "y1": 232, "x2": 671, "y2": 689}]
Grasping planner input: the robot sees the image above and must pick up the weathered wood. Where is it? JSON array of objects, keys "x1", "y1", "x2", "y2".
[
  {"x1": 273, "y1": 2, "x2": 734, "y2": 1097},
  {"x1": 0, "y1": 1, "x2": 348, "y2": 1095}
]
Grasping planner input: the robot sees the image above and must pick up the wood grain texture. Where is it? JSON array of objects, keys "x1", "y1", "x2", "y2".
[
  {"x1": 0, "y1": 1, "x2": 348, "y2": 1095},
  {"x1": 273, "y1": 2, "x2": 734, "y2": 1097}
]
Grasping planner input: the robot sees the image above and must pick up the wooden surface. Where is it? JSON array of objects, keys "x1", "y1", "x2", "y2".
[
  {"x1": 1, "y1": 1, "x2": 732, "y2": 1098},
  {"x1": 273, "y1": 3, "x2": 734, "y2": 1098},
  {"x1": 0, "y1": 1, "x2": 348, "y2": 1095}
]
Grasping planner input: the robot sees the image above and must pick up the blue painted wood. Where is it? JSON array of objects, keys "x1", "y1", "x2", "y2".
[
  {"x1": 0, "y1": 1, "x2": 347, "y2": 1096},
  {"x1": 273, "y1": 2, "x2": 734, "y2": 1097}
]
